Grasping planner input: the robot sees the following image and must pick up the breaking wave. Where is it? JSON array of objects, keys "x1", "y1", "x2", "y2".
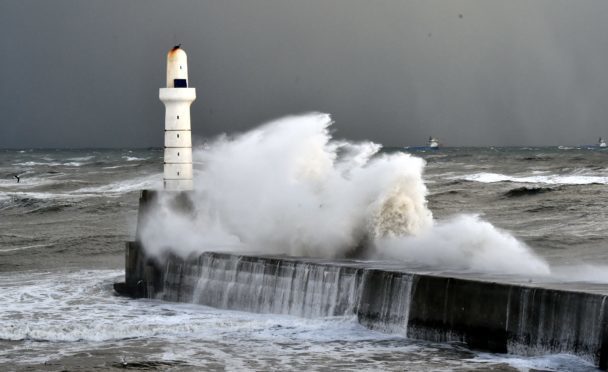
[
  {"x1": 13, "y1": 161, "x2": 61, "y2": 167},
  {"x1": 122, "y1": 156, "x2": 148, "y2": 161},
  {"x1": 140, "y1": 113, "x2": 550, "y2": 276},
  {"x1": 457, "y1": 172, "x2": 608, "y2": 185},
  {"x1": 74, "y1": 174, "x2": 161, "y2": 195},
  {"x1": 376, "y1": 214, "x2": 550, "y2": 275}
]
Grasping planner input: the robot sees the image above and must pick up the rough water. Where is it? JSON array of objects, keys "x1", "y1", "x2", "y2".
[{"x1": 2, "y1": 141, "x2": 608, "y2": 370}]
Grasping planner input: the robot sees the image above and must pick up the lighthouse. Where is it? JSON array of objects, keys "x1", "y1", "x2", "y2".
[{"x1": 159, "y1": 45, "x2": 196, "y2": 191}]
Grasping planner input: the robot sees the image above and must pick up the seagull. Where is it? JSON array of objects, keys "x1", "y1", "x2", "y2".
[{"x1": 13, "y1": 175, "x2": 20, "y2": 183}]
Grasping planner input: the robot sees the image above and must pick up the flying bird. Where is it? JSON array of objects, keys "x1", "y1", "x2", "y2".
[{"x1": 13, "y1": 175, "x2": 20, "y2": 183}]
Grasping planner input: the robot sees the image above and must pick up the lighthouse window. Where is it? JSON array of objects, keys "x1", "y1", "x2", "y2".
[
  {"x1": 177, "y1": 133, "x2": 180, "y2": 138},
  {"x1": 177, "y1": 115, "x2": 179, "y2": 119},
  {"x1": 177, "y1": 171, "x2": 180, "y2": 176},
  {"x1": 177, "y1": 152, "x2": 180, "y2": 157},
  {"x1": 174, "y1": 79, "x2": 187, "y2": 88},
  {"x1": 180, "y1": 66, "x2": 183, "y2": 70}
]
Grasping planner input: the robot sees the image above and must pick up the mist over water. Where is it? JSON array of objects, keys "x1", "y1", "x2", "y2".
[{"x1": 141, "y1": 113, "x2": 549, "y2": 276}]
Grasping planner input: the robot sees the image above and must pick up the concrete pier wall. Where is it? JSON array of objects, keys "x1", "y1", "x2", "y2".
[
  {"x1": 117, "y1": 241, "x2": 608, "y2": 368},
  {"x1": 115, "y1": 190, "x2": 608, "y2": 369}
]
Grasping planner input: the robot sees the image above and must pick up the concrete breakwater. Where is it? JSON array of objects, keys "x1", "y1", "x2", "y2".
[
  {"x1": 116, "y1": 242, "x2": 608, "y2": 368},
  {"x1": 115, "y1": 191, "x2": 608, "y2": 368}
]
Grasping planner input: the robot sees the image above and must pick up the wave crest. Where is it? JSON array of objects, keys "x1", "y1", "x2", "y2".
[{"x1": 140, "y1": 113, "x2": 549, "y2": 276}]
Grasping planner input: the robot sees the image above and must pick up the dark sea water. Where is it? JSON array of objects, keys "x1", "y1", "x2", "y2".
[{"x1": 1, "y1": 147, "x2": 606, "y2": 371}]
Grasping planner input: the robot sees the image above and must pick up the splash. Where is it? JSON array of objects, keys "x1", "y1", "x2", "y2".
[
  {"x1": 376, "y1": 214, "x2": 550, "y2": 275},
  {"x1": 140, "y1": 113, "x2": 550, "y2": 275}
]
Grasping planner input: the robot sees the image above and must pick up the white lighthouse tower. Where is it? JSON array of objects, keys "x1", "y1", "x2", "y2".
[{"x1": 159, "y1": 45, "x2": 196, "y2": 191}]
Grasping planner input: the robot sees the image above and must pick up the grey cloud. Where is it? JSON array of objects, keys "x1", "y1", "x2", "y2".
[{"x1": 1, "y1": 0, "x2": 608, "y2": 148}]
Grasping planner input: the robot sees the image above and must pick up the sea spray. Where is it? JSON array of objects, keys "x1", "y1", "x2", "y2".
[
  {"x1": 376, "y1": 214, "x2": 550, "y2": 275},
  {"x1": 141, "y1": 113, "x2": 432, "y2": 258},
  {"x1": 140, "y1": 113, "x2": 550, "y2": 275}
]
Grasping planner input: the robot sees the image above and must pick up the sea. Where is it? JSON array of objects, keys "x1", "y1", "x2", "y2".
[{"x1": 1, "y1": 146, "x2": 607, "y2": 371}]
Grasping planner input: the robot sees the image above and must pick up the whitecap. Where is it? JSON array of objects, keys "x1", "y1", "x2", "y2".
[
  {"x1": 0, "y1": 244, "x2": 53, "y2": 253},
  {"x1": 13, "y1": 161, "x2": 61, "y2": 167},
  {"x1": 74, "y1": 174, "x2": 162, "y2": 194},
  {"x1": 0, "y1": 191, "x2": 96, "y2": 201},
  {"x1": 101, "y1": 164, "x2": 137, "y2": 169},
  {"x1": 122, "y1": 156, "x2": 148, "y2": 161},
  {"x1": 455, "y1": 172, "x2": 608, "y2": 185},
  {"x1": 67, "y1": 156, "x2": 94, "y2": 161}
]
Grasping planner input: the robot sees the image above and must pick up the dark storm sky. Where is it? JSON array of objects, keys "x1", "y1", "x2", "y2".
[{"x1": 2, "y1": 0, "x2": 608, "y2": 148}]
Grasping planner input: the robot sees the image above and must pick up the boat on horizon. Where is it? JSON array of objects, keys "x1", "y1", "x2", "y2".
[
  {"x1": 427, "y1": 136, "x2": 440, "y2": 149},
  {"x1": 598, "y1": 137, "x2": 606, "y2": 147}
]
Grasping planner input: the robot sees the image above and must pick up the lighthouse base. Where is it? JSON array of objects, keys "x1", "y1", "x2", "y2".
[{"x1": 163, "y1": 179, "x2": 193, "y2": 191}]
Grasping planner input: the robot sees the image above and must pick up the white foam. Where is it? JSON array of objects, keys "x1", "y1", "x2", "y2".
[
  {"x1": 74, "y1": 174, "x2": 162, "y2": 195},
  {"x1": 456, "y1": 172, "x2": 608, "y2": 185},
  {"x1": 376, "y1": 214, "x2": 551, "y2": 276},
  {"x1": 0, "y1": 270, "x2": 387, "y2": 343},
  {"x1": 0, "y1": 244, "x2": 53, "y2": 253},
  {"x1": 67, "y1": 156, "x2": 94, "y2": 161},
  {"x1": 12, "y1": 159, "x2": 89, "y2": 167},
  {"x1": 13, "y1": 161, "x2": 61, "y2": 167},
  {"x1": 0, "y1": 174, "x2": 160, "y2": 201},
  {"x1": 101, "y1": 164, "x2": 138, "y2": 169},
  {"x1": 0, "y1": 270, "x2": 595, "y2": 370},
  {"x1": 0, "y1": 191, "x2": 95, "y2": 200},
  {"x1": 122, "y1": 156, "x2": 147, "y2": 161}
]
